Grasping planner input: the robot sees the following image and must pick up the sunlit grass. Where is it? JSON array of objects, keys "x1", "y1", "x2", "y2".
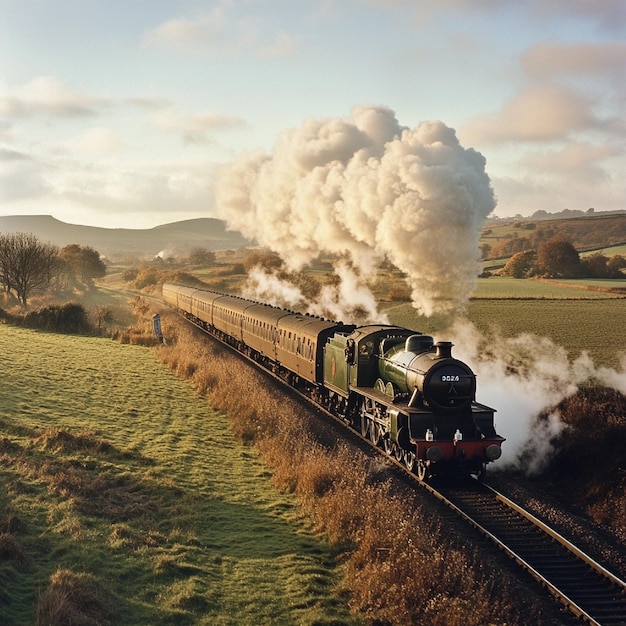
[
  {"x1": 474, "y1": 276, "x2": 625, "y2": 298},
  {"x1": 0, "y1": 324, "x2": 356, "y2": 625}
]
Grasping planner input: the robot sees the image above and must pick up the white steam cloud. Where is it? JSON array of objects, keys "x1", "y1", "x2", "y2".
[
  {"x1": 214, "y1": 105, "x2": 495, "y2": 320},
  {"x1": 212, "y1": 104, "x2": 625, "y2": 475},
  {"x1": 449, "y1": 320, "x2": 626, "y2": 475},
  {"x1": 240, "y1": 262, "x2": 389, "y2": 324}
]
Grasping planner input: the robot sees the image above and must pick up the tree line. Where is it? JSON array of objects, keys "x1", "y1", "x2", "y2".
[
  {"x1": 501, "y1": 236, "x2": 626, "y2": 279},
  {"x1": 0, "y1": 233, "x2": 106, "y2": 306}
]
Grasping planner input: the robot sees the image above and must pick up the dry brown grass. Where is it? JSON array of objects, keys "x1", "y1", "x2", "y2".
[
  {"x1": 0, "y1": 428, "x2": 166, "y2": 524},
  {"x1": 111, "y1": 325, "x2": 162, "y2": 346},
  {"x1": 0, "y1": 532, "x2": 24, "y2": 562},
  {"x1": 36, "y1": 569, "x2": 115, "y2": 626},
  {"x1": 549, "y1": 387, "x2": 626, "y2": 538},
  {"x1": 155, "y1": 312, "x2": 546, "y2": 625}
]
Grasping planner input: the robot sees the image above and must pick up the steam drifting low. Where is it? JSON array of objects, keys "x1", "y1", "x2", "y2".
[{"x1": 214, "y1": 105, "x2": 495, "y2": 319}]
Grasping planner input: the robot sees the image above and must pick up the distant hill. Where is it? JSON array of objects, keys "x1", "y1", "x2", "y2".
[{"x1": 0, "y1": 215, "x2": 251, "y2": 259}]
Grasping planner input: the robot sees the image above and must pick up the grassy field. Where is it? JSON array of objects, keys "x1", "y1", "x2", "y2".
[
  {"x1": 384, "y1": 297, "x2": 625, "y2": 370},
  {"x1": 581, "y1": 243, "x2": 626, "y2": 257},
  {"x1": 473, "y1": 276, "x2": 626, "y2": 298},
  {"x1": 0, "y1": 325, "x2": 356, "y2": 625}
]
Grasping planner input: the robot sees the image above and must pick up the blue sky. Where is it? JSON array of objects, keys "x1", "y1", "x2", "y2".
[{"x1": 1, "y1": 0, "x2": 625, "y2": 229}]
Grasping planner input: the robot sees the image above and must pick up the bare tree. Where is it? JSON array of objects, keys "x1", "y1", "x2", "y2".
[
  {"x1": 188, "y1": 247, "x2": 216, "y2": 266},
  {"x1": 0, "y1": 233, "x2": 59, "y2": 306}
]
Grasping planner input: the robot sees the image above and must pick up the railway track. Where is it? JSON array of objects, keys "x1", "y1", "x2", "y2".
[
  {"x1": 170, "y1": 308, "x2": 626, "y2": 625},
  {"x1": 426, "y1": 479, "x2": 626, "y2": 626}
]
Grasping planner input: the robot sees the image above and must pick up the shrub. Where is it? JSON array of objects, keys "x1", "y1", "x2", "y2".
[
  {"x1": 22, "y1": 303, "x2": 91, "y2": 334},
  {"x1": 133, "y1": 266, "x2": 160, "y2": 289},
  {"x1": 121, "y1": 268, "x2": 138, "y2": 282},
  {"x1": 547, "y1": 388, "x2": 626, "y2": 536},
  {"x1": 0, "y1": 306, "x2": 14, "y2": 323},
  {"x1": 0, "y1": 532, "x2": 24, "y2": 562}
]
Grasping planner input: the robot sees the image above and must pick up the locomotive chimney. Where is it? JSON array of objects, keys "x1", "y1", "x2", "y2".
[{"x1": 435, "y1": 341, "x2": 453, "y2": 358}]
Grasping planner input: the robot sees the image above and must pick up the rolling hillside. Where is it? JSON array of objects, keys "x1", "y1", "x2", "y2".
[
  {"x1": 481, "y1": 212, "x2": 626, "y2": 260},
  {"x1": 0, "y1": 215, "x2": 251, "y2": 259}
]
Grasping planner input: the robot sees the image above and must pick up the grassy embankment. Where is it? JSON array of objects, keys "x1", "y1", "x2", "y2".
[
  {"x1": 0, "y1": 324, "x2": 357, "y2": 626},
  {"x1": 0, "y1": 315, "x2": 552, "y2": 626},
  {"x1": 154, "y1": 313, "x2": 557, "y2": 625},
  {"x1": 2, "y1": 274, "x2": 624, "y2": 624}
]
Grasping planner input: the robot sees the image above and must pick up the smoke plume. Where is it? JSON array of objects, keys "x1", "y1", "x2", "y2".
[
  {"x1": 213, "y1": 105, "x2": 625, "y2": 475},
  {"x1": 214, "y1": 105, "x2": 495, "y2": 320}
]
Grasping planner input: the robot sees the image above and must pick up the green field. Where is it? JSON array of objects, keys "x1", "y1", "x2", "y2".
[
  {"x1": 384, "y1": 297, "x2": 625, "y2": 370},
  {"x1": 0, "y1": 325, "x2": 355, "y2": 625},
  {"x1": 473, "y1": 276, "x2": 626, "y2": 299},
  {"x1": 581, "y1": 243, "x2": 626, "y2": 257}
]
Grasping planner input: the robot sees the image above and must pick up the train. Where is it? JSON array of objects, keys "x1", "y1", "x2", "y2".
[{"x1": 162, "y1": 283, "x2": 504, "y2": 481}]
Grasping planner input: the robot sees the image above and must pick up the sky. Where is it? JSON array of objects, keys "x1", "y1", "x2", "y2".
[{"x1": 1, "y1": 0, "x2": 625, "y2": 230}]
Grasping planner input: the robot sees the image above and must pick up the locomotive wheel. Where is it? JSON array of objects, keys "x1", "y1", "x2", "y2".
[
  {"x1": 416, "y1": 460, "x2": 427, "y2": 482},
  {"x1": 404, "y1": 451, "x2": 416, "y2": 471},
  {"x1": 383, "y1": 437, "x2": 394, "y2": 455},
  {"x1": 384, "y1": 382, "x2": 395, "y2": 398},
  {"x1": 370, "y1": 422, "x2": 382, "y2": 446},
  {"x1": 360, "y1": 412, "x2": 370, "y2": 438},
  {"x1": 361, "y1": 398, "x2": 382, "y2": 446}
]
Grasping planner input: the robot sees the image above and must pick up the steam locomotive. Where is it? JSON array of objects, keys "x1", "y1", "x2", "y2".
[{"x1": 162, "y1": 283, "x2": 504, "y2": 481}]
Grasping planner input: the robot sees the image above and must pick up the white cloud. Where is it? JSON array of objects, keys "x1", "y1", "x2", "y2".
[
  {"x1": 405, "y1": 0, "x2": 626, "y2": 31},
  {"x1": 143, "y1": 7, "x2": 298, "y2": 58},
  {"x1": 52, "y1": 156, "x2": 216, "y2": 217},
  {"x1": 61, "y1": 127, "x2": 124, "y2": 157},
  {"x1": 522, "y1": 41, "x2": 626, "y2": 78},
  {"x1": 521, "y1": 142, "x2": 620, "y2": 181},
  {"x1": 144, "y1": 13, "x2": 225, "y2": 48},
  {"x1": 0, "y1": 76, "x2": 107, "y2": 119},
  {"x1": 532, "y1": 0, "x2": 626, "y2": 32},
  {"x1": 462, "y1": 83, "x2": 601, "y2": 144},
  {"x1": 0, "y1": 148, "x2": 51, "y2": 202},
  {"x1": 151, "y1": 108, "x2": 248, "y2": 144}
]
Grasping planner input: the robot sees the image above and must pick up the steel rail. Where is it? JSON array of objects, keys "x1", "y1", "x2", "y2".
[
  {"x1": 487, "y1": 483, "x2": 626, "y2": 591},
  {"x1": 430, "y1": 481, "x2": 626, "y2": 625}
]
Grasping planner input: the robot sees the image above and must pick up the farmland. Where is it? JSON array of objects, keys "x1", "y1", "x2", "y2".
[
  {"x1": 473, "y1": 276, "x2": 626, "y2": 299},
  {"x1": 380, "y1": 275, "x2": 625, "y2": 370},
  {"x1": 0, "y1": 325, "x2": 355, "y2": 625},
  {"x1": 1, "y1": 211, "x2": 625, "y2": 624},
  {"x1": 1, "y1": 272, "x2": 624, "y2": 624}
]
